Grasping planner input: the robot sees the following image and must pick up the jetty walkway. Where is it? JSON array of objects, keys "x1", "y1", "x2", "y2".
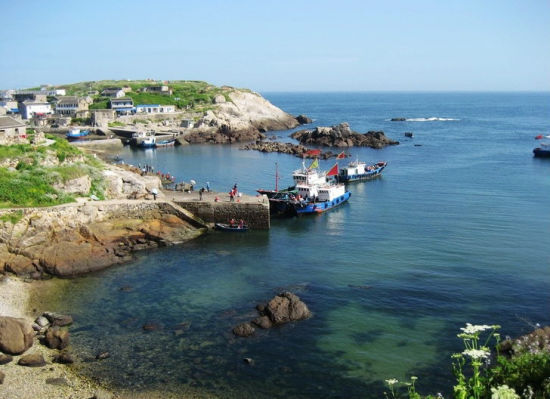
[{"x1": 163, "y1": 189, "x2": 270, "y2": 229}]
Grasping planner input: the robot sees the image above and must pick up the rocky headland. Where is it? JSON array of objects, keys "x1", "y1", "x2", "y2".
[
  {"x1": 183, "y1": 90, "x2": 307, "y2": 144},
  {"x1": 291, "y1": 122, "x2": 399, "y2": 148},
  {"x1": 0, "y1": 164, "x2": 207, "y2": 278}
]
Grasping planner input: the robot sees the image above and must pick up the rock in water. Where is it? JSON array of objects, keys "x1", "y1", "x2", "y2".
[
  {"x1": 291, "y1": 122, "x2": 399, "y2": 148},
  {"x1": 43, "y1": 312, "x2": 73, "y2": 327},
  {"x1": 296, "y1": 114, "x2": 313, "y2": 124},
  {"x1": 18, "y1": 353, "x2": 46, "y2": 367},
  {"x1": 266, "y1": 292, "x2": 312, "y2": 325},
  {"x1": 44, "y1": 327, "x2": 70, "y2": 350},
  {"x1": 53, "y1": 352, "x2": 74, "y2": 364},
  {"x1": 232, "y1": 323, "x2": 255, "y2": 337},
  {"x1": 0, "y1": 316, "x2": 35, "y2": 355}
]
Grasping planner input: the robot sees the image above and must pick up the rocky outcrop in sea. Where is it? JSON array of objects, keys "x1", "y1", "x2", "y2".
[
  {"x1": 240, "y1": 141, "x2": 345, "y2": 159},
  {"x1": 232, "y1": 292, "x2": 312, "y2": 337},
  {"x1": 291, "y1": 122, "x2": 399, "y2": 148}
]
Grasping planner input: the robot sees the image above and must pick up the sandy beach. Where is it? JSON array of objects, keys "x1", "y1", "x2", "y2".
[{"x1": 0, "y1": 276, "x2": 106, "y2": 399}]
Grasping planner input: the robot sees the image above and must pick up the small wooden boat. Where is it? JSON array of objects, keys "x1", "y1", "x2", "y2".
[
  {"x1": 215, "y1": 223, "x2": 248, "y2": 232},
  {"x1": 66, "y1": 128, "x2": 90, "y2": 139},
  {"x1": 155, "y1": 138, "x2": 176, "y2": 147}
]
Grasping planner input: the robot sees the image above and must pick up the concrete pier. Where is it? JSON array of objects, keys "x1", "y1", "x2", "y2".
[{"x1": 164, "y1": 190, "x2": 270, "y2": 229}]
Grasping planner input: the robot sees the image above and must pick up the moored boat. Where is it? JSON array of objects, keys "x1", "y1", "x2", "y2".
[
  {"x1": 66, "y1": 128, "x2": 90, "y2": 139},
  {"x1": 338, "y1": 160, "x2": 387, "y2": 183},
  {"x1": 155, "y1": 138, "x2": 176, "y2": 147},
  {"x1": 139, "y1": 136, "x2": 156, "y2": 148},
  {"x1": 293, "y1": 182, "x2": 351, "y2": 215},
  {"x1": 215, "y1": 222, "x2": 248, "y2": 232}
]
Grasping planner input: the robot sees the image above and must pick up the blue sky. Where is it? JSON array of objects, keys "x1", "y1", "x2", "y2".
[{"x1": 2, "y1": 0, "x2": 549, "y2": 91}]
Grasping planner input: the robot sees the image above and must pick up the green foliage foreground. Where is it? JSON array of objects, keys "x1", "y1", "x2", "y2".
[
  {"x1": 384, "y1": 324, "x2": 550, "y2": 399},
  {"x1": 0, "y1": 137, "x2": 105, "y2": 208}
]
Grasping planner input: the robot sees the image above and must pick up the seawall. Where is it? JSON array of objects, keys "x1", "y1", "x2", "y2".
[{"x1": 166, "y1": 190, "x2": 270, "y2": 229}]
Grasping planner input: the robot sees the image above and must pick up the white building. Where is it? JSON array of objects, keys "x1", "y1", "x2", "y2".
[
  {"x1": 135, "y1": 104, "x2": 175, "y2": 114},
  {"x1": 19, "y1": 101, "x2": 53, "y2": 119}
]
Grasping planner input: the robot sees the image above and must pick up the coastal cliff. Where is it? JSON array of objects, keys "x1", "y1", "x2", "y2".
[
  {"x1": 0, "y1": 199, "x2": 207, "y2": 278},
  {"x1": 185, "y1": 90, "x2": 301, "y2": 143}
]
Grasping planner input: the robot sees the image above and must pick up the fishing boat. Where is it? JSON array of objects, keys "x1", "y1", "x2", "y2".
[
  {"x1": 139, "y1": 136, "x2": 156, "y2": 148},
  {"x1": 292, "y1": 181, "x2": 351, "y2": 215},
  {"x1": 66, "y1": 128, "x2": 90, "y2": 139},
  {"x1": 533, "y1": 142, "x2": 550, "y2": 158},
  {"x1": 338, "y1": 160, "x2": 387, "y2": 183},
  {"x1": 214, "y1": 222, "x2": 248, "y2": 232},
  {"x1": 155, "y1": 138, "x2": 176, "y2": 147}
]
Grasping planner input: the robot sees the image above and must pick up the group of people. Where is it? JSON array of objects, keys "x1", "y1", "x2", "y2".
[{"x1": 229, "y1": 218, "x2": 246, "y2": 229}]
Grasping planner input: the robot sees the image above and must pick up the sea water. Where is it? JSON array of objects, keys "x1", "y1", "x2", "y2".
[{"x1": 43, "y1": 92, "x2": 550, "y2": 397}]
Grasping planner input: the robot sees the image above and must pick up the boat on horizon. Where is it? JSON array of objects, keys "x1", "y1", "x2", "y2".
[{"x1": 533, "y1": 142, "x2": 550, "y2": 158}]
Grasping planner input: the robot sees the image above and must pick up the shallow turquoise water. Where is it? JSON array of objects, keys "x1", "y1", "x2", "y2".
[{"x1": 49, "y1": 93, "x2": 550, "y2": 397}]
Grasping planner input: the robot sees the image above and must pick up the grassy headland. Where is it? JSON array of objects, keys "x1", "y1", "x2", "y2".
[{"x1": 0, "y1": 136, "x2": 105, "y2": 208}]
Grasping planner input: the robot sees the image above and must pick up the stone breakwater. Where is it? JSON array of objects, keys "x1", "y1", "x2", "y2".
[
  {"x1": 0, "y1": 200, "x2": 207, "y2": 278},
  {"x1": 291, "y1": 122, "x2": 400, "y2": 148},
  {"x1": 240, "y1": 141, "x2": 347, "y2": 159}
]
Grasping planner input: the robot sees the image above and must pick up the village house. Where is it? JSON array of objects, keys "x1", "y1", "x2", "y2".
[
  {"x1": 140, "y1": 85, "x2": 172, "y2": 95},
  {"x1": 101, "y1": 88, "x2": 126, "y2": 98},
  {"x1": 14, "y1": 93, "x2": 48, "y2": 103},
  {"x1": 135, "y1": 104, "x2": 176, "y2": 114},
  {"x1": 15, "y1": 88, "x2": 66, "y2": 97},
  {"x1": 0, "y1": 116, "x2": 26, "y2": 145},
  {"x1": 91, "y1": 109, "x2": 116, "y2": 127},
  {"x1": 109, "y1": 97, "x2": 135, "y2": 115},
  {"x1": 55, "y1": 96, "x2": 91, "y2": 116},
  {"x1": 0, "y1": 100, "x2": 18, "y2": 114},
  {"x1": 19, "y1": 100, "x2": 53, "y2": 120}
]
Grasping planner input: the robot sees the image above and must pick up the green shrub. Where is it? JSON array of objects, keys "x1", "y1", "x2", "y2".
[
  {"x1": 489, "y1": 352, "x2": 550, "y2": 398},
  {"x1": 0, "y1": 210, "x2": 24, "y2": 224}
]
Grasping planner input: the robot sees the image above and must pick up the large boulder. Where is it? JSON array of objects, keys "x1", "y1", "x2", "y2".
[
  {"x1": 44, "y1": 327, "x2": 70, "y2": 349},
  {"x1": 0, "y1": 316, "x2": 34, "y2": 355},
  {"x1": 266, "y1": 292, "x2": 311, "y2": 325}
]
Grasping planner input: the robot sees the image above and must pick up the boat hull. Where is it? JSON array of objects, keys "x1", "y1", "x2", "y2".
[
  {"x1": 338, "y1": 163, "x2": 386, "y2": 183},
  {"x1": 294, "y1": 191, "x2": 351, "y2": 214},
  {"x1": 533, "y1": 148, "x2": 550, "y2": 158},
  {"x1": 215, "y1": 223, "x2": 248, "y2": 232}
]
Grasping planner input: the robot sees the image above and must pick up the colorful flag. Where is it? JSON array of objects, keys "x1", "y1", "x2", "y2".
[
  {"x1": 306, "y1": 149, "x2": 321, "y2": 156},
  {"x1": 336, "y1": 151, "x2": 347, "y2": 159},
  {"x1": 308, "y1": 158, "x2": 319, "y2": 170},
  {"x1": 327, "y1": 163, "x2": 339, "y2": 176}
]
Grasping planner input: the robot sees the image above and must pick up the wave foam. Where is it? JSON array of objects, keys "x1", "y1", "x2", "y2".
[{"x1": 405, "y1": 117, "x2": 459, "y2": 122}]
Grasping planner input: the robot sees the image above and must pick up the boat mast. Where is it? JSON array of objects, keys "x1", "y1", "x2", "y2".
[{"x1": 275, "y1": 162, "x2": 279, "y2": 191}]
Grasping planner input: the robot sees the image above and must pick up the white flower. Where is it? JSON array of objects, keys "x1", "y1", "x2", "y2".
[
  {"x1": 460, "y1": 323, "x2": 493, "y2": 334},
  {"x1": 491, "y1": 384, "x2": 520, "y2": 399},
  {"x1": 462, "y1": 348, "x2": 490, "y2": 359},
  {"x1": 385, "y1": 378, "x2": 399, "y2": 385}
]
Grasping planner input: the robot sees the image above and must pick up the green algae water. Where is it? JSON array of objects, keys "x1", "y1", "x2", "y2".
[{"x1": 43, "y1": 93, "x2": 550, "y2": 397}]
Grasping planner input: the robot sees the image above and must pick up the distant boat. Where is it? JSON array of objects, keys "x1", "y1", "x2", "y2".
[
  {"x1": 215, "y1": 222, "x2": 248, "y2": 232},
  {"x1": 66, "y1": 128, "x2": 90, "y2": 139},
  {"x1": 533, "y1": 142, "x2": 550, "y2": 158},
  {"x1": 338, "y1": 160, "x2": 387, "y2": 183}
]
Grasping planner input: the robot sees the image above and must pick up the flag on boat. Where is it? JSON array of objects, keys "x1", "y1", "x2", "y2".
[
  {"x1": 327, "y1": 163, "x2": 339, "y2": 176},
  {"x1": 306, "y1": 149, "x2": 321, "y2": 157},
  {"x1": 336, "y1": 151, "x2": 347, "y2": 159},
  {"x1": 308, "y1": 158, "x2": 319, "y2": 170}
]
